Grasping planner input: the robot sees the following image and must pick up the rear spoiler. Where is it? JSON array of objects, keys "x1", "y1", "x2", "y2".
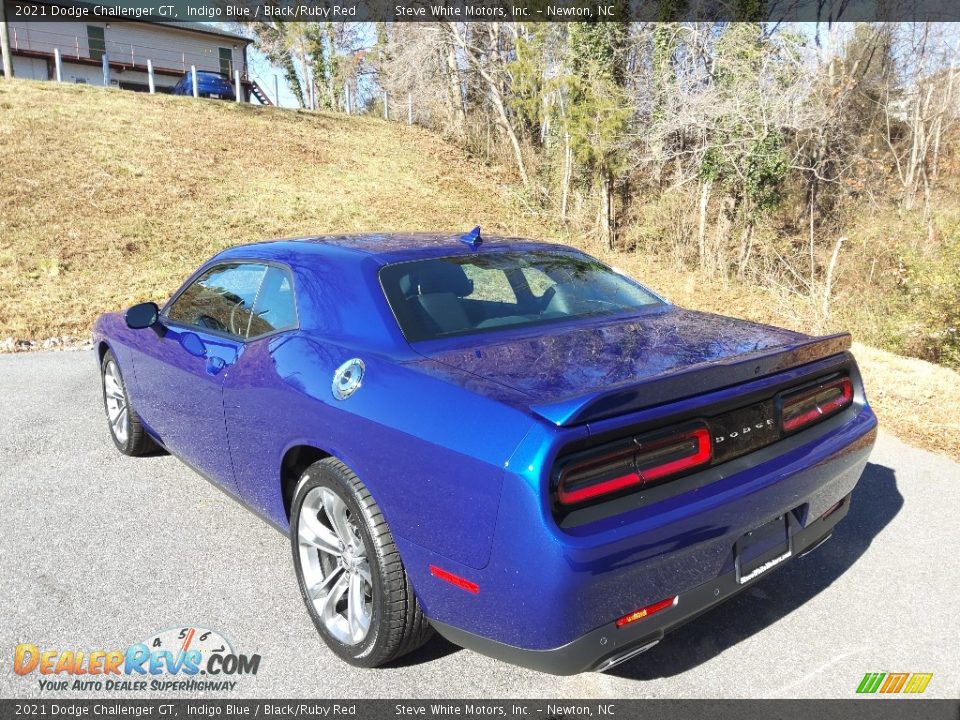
[{"x1": 529, "y1": 332, "x2": 853, "y2": 427}]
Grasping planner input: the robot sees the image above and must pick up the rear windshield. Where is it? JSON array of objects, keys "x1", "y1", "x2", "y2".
[{"x1": 379, "y1": 251, "x2": 662, "y2": 342}]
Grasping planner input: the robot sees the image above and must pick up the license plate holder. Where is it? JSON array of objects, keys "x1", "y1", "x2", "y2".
[{"x1": 735, "y1": 514, "x2": 791, "y2": 584}]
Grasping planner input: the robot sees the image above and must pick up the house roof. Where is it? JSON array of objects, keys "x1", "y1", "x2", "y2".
[{"x1": 148, "y1": 22, "x2": 252, "y2": 44}]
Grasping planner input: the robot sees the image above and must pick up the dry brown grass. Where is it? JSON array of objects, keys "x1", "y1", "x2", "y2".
[
  {"x1": 2, "y1": 80, "x2": 957, "y2": 462},
  {"x1": 0, "y1": 80, "x2": 542, "y2": 339}
]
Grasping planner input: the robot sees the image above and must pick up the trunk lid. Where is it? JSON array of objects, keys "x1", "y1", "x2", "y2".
[{"x1": 416, "y1": 307, "x2": 851, "y2": 426}]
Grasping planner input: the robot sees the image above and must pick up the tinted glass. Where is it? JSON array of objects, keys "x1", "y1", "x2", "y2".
[
  {"x1": 166, "y1": 263, "x2": 266, "y2": 338},
  {"x1": 248, "y1": 266, "x2": 298, "y2": 338},
  {"x1": 380, "y1": 252, "x2": 662, "y2": 342}
]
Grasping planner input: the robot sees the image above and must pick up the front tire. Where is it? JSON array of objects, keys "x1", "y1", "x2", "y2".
[
  {"x1": 290, "y1": 458, "x2": 433, "y2": 667},
  {"x1": 101, "y1": 350, "x2": 156, "y2": 456}
]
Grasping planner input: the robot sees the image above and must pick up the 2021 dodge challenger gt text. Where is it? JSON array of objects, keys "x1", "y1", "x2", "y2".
[{"x1": 93, "y1": 231, "x2": 877, "y2": 674}]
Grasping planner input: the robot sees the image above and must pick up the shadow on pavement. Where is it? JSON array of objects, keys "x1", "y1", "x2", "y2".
[
  {"x1": 609, "y1": 462, "x2": 902, "y2": 680},
  {"x1": 384, "y1": 634, "x2": 462, "y2": 668}
]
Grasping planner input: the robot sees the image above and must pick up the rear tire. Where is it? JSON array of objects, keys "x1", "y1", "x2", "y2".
[
  {"x1": 290, "y1": 458, "x2": 433, "y2": 667},
  {"x1": 100, "y1": 350, "x2": 156, "y2": 456}
]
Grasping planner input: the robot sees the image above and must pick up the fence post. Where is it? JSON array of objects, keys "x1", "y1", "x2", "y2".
[
  {"x1": 407, "y1": 92, "x2": 412, "y2": 124},
  {"x1": 274, "y1": 75, "x2": 279, "y2": 107},
  {"x1": 345, "y1": 83, "x2": 351, "y2": 114},
  {"x1": 191, "y1": 65, "x2": 198, "y2": 98},
  {"x1": 102, "y1": 53, "x2": 110, "y2": 87},
  {"x1": 0, "y1": 1, "x2": 13, "y2": 79},
  {"x1": 383, "y1": 90, "x2": 388, "y2": 120},
  {"x1": 147, "y1": 59, "x2": 155, "y2": 93},
  {"x1": 53, "y1": 48, "x2": 62, "y2": 82},
  {"x1": 234, "y1": 69, "x2": 241, "y2": 103}
]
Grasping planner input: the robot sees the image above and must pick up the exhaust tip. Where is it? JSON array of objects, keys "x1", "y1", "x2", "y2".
[{"x1": 594, "y1": 640, "x2": 660, "y2": 673}]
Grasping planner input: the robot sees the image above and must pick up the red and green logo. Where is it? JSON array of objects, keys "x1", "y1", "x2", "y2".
[{"x1": 856, "y1": 672, "x2": 933, "y2": 694}]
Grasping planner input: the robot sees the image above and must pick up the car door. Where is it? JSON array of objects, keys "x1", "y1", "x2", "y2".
[
  {"x1": 220, "y1": 265, "x2": 301, "y2": 514},
  {"x1": 132, "y1": 262, "x2": 268, "y2": 493}
]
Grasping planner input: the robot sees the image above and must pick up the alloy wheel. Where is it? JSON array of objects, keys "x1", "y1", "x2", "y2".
[
  {"x1": 297, "y1": 486, "x2": 373, "y2": 645},
  {"x1": 103, "y1": 360, "x2": 129, "y2": 445}
]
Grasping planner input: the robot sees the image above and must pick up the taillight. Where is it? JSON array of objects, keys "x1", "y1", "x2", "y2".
[
  {"x1": 780, "y1": 376, "x2": 853, "y2": 433},
  {"x1": 557, "y1": 425, "x2": 712, "y2": 505}
]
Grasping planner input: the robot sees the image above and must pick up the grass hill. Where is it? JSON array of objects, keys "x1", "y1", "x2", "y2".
[
  {"x1": 1, "y1": 79, "x2": 958, "y2": 461},
  {"x1": 0, "y1": 81, "x2": 542, "y2": 341}
]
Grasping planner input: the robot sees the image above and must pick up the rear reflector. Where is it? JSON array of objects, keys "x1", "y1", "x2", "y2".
[
  {"x1": 429, "y1": 565, "x2": 479, "y2": 594},
  {"x1": 557, "y1": 425, "x2": 712, "y2": 506},
  {"x1": 616, "y1": 596, "x2": 678, "y2": 628},
  {"x1": 781, "y1": 376, "x2": 853, "y2": 433}
]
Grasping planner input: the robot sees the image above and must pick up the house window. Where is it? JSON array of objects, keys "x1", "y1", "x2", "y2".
[
  {"x1": 219, "y1": 48, "x2": 233, "y2": 77},
  {"x1": 87, "y1": 26, "x2": 106, "y2": 61}
]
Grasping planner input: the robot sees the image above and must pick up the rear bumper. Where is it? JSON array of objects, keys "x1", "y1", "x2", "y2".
[
  {"x1": 431, "y1": 494, "x2": 850, "y2": 675},
  {"x1": 412, "y1": 404, "x2": 877, "y2": 674}
]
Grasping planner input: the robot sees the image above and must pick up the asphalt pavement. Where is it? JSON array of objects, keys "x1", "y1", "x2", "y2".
[{"x1": 0, "y1": 351, "x2": 958, "y2": 699}]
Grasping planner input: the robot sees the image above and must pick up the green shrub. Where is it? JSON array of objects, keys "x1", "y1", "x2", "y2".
[{"x1": 899, "y1": 228, "x2": 960, "y2": 369}]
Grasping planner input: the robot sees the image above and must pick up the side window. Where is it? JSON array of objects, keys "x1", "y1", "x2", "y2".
[
  {"x1": 166, "y1": 264, "x2": 267, "y2": 338},
  {"x1": 248, "y1": 266, "x2": 298, "y2": 338}
]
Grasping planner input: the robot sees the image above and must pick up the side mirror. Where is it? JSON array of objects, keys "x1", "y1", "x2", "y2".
[{"x1": 125, "y1": 302, "x2": 159, "y2": 330}]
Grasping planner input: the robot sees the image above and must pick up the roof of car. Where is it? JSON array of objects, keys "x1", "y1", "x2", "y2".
[{"x1": 214, "y1": 232, "x2": 577, "y2": 265}]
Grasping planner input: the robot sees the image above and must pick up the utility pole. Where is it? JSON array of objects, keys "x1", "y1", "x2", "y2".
[{"x1": 0, "y1": 0, "x2": 13, "y2": 79}]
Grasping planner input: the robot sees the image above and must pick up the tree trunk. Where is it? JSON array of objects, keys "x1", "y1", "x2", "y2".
[
  {"x1": 713, "y1": 196, "x2": 735, "y2": 277},
  {"x1": 446, "y1": 22, "x2": 530, "y2": 188},
  {"x1": 445, "y1": 44, "x2": 466, "y2": 136},
  {"x1": 489, "y1": 86, "x2": 530, "y2": 188},
  {"x1": 738, "y1": 221, "x2": 754, "y2": 280},
  {"x1": 808, "y1": 180, "x2": 817, "y2": 291},
  {"x1": 697, "y1": 179, "x2": 712, "y2": 271},
  {"x1": 600, "y1": 171, "x2": 614, "y2": 251}
]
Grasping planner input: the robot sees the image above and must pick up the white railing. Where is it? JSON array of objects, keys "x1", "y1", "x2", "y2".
[{"x1": 9, "y1": 25, "x2": 247, "y2": 78}]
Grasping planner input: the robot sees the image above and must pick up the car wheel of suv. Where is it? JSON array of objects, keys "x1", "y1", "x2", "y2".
[
  {"x1": 291, "y1": 458, "x2": 433, "y2": 667},
  {"x1": 101, "y1": 349, "x2": 156, "y2": 456}
]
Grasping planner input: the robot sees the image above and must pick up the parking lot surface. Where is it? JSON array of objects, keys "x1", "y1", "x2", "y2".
[{"x1": 0, "y1": 351, "x2": 958, "y2": 699}]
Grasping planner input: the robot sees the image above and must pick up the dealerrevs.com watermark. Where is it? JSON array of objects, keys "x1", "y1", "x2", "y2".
[{"x1": 13, "y1": 627, "x2": 260, "y2": 693}]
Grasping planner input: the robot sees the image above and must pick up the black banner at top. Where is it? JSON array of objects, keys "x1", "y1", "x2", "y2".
[
  {"x1": 0, "y1": 700, "x2": 957, "y2": 720},
  {"x1": 8, "y1": 0, "x2": 960, "y2": 22}
]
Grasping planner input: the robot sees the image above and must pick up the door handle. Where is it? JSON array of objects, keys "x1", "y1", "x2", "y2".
[{"x1": 206, "y1": 356, "x2": 227, "y2": 375}]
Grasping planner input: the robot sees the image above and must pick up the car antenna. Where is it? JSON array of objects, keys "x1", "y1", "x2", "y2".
[{"x1": 458, "y1": 226, "x2": 483, "y2": 250}]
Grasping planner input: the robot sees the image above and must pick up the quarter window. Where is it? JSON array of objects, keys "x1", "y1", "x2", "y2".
[
  {"x1": 166, "y1": 264, "x2": 267, "y2": 338},
  {"x1": 248, "y1": 266, "x2": 298, "y2": 338}
]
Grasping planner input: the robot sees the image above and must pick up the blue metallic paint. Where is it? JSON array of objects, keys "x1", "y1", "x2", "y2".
[{"x1": 93, "y1": 233, "x2": 877, "y2": 668}]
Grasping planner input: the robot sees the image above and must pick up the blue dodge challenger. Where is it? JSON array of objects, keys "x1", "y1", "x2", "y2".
[{"x1": 93, "y1": 231, "x2": 877, "y2": 674}]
